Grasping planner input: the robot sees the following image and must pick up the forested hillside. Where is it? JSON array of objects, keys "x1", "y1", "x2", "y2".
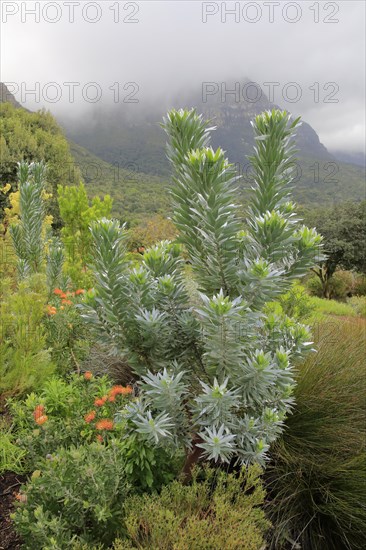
[{"x1": 0, "y1": 102, "x2": 79, "y2": 227}]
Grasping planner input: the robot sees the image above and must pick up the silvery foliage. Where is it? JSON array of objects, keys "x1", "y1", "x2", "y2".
[
  {"x1": 81, "y1": 109, "x2": 322, "y2": 465},
  {"x1": 9, "y1": 161, "x2": 64, "y2": 284}
]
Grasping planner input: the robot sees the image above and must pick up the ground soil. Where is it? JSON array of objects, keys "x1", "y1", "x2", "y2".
[{"x1": 0, "y1": 471, "x2": 26, "y2": 549}]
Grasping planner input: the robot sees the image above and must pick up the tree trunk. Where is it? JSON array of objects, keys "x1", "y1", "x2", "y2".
[{"x1": 182, "y1": 435, "x2": 203, "y2": 482}]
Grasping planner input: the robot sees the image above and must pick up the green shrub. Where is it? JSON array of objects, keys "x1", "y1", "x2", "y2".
[
  {"x1": 279, "y1": 282, "x2": 315, "y2": 320},
  {"x1": 265, "y1": 318, "x2": 366, "y2": 549},
  {"x1": 0, "y1": 273, "x2": 55, "y2": 396},
  {"x1": 12, "y1": 442, "x2": 130, "y2": 549},
  {"x1": 353, "y1": 274, "x2": 366, "y2": 296},
  {"x1": 266, "y1": 282, "x2": 315, "y2": 321},
  {"x1": 348, "y1": 296, "x2": 366, "y2": 318},
  {"x1": 305, "y1": 270, "x2": 354, "y2": 299},
  {"x1": 115, "y1": 464, "x2": 269, "y2": 549},
  {"x1": 8, "y1": 374, "x2": 133, "y2": 469},
  {"x1": 119, "y1": 432, "x2": 183, "y2": 491},
  {"x1": 57, "y1": 182, "x2": 112, "y2": 288}
]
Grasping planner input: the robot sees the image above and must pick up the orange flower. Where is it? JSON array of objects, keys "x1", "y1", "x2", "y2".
[
  {"x1": 60, "y1": 292, "x2": 67, "y2": 299},
  {"x1": 84, "y1": 371, "x2": 93, "y2": 381},
  {"x1": 84, "y1": 410, "x2": 96, "y2": 423},
  {"x1": 46, "y1": 305, "x2": 57, "y2": 315},
  {"x1": 35, "y1": 415, "x2": 48, "y2": 426},
  {"x1": 109, "y1": 386, "x2": 133, "y2": 395},
  {"x1": 15, "y1": 492, "x2": 27, "y2": 503},
  {"x1": 61, "y1": 299, "x2": 72, "y2": 306},
  {"x1": 33, "y1": 405, "x2": 45, "y2": 420},
  {"x1": 53, "y1": 288, "x2": 63, "y2": 296},
  {"x1": 75, "y1": 289, "x2": 85, "y2": 295},
  {"x1": 94, "y1": 396, "x2": 107, "y2": 407},
  {"x1": 96, "y1": 434, "x2": 103, "y2": 443},
  {"x1": 109, "y1": 385, "x2": 133, "y2": 398},
  {"x1": 108, "y1": 395, "x2": 116, "y2": 402},
  {"x1": 95, "y1": 419, "x2": 114, "y2": 431}
]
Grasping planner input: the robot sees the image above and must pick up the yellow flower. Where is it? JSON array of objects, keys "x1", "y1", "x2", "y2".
[{"x1": 1, "y1": 183, "x2": 11, "y2": 194}]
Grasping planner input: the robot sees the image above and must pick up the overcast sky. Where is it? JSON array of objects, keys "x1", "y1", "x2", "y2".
[{"x1": 1, "y1": 0, "x2": 365, "y2": 152}]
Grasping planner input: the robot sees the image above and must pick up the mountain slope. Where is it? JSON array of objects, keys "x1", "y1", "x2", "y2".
[{"x1": 69, "y1": 141, "x2": 171, "y2": 223}]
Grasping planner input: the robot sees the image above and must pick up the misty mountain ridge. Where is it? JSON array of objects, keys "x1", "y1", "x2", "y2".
[
  {"x1": 330, "y1": 150, "x2": 366, "y2": 168},
  {"x1": 61, "y1": 77, "x2": 335, "y2": 178}
]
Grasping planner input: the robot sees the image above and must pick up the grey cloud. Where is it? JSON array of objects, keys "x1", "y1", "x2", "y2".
[{"x1": 1, "y1": 0, "x2": 365, "y2": 153}]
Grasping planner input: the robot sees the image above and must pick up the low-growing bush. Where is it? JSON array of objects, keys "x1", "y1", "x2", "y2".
[
  {"x1": 8, "y1": 373, "x2": 133, "y2": 469},
  {"x1": 12, "y1": 442, "x2": 130, "y2": 549},
  {"x1": 265, "y1": 318, "x2": 366, "y2": 550},
  {"x1": 114, "y1": 464, "x2": 269, "y2": 549},
  {"x1": 347, "y1": 296, "x2": 366, "y2": 318}
]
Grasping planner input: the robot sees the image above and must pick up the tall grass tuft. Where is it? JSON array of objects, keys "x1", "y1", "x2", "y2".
[{"x1": 265, "y1": 318, "x2": 366, "y2": 550}]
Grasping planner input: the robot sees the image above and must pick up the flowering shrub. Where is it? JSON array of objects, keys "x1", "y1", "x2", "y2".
[
  {"x1": 43, "y1": 287, "x2": 91, "y2": 373},
  {"x1": 8, "y1": 374, "x2": 133, "y2": 469}
]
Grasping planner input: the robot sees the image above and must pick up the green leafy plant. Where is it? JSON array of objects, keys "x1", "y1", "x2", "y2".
[
  {"x1": 265, "y1": 318, "x2": 366, "y2": 550},
  {"x1": 0, "y1": 427, "x2": 27, "y2": 475},
  {"x1": 119, "y1": 431, "x2": 183, "y2": 491},
  {"x1": 81, "y1": 109, "x2": 321, "y2": 473},
  {"x1": 58, "y1": 182, "x2": 112, "y2": 288},
  {"x1": 12, "y1": 442, "x2": 130, "y2": 549},
  {"x1": 266, "y1": 282, "x2": 315, "y2": 321},
  {"x1": 113, "y1": 464, "x2": 269, "y2": 549}
]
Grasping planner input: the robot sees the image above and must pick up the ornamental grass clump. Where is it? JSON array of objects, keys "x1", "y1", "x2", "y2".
[
  {"x1": 81, "y1": 109, "x2": 321, "y2": 471},
  {"x1": 265, "y1": 317, "x2": 366, "y2": 550}
]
